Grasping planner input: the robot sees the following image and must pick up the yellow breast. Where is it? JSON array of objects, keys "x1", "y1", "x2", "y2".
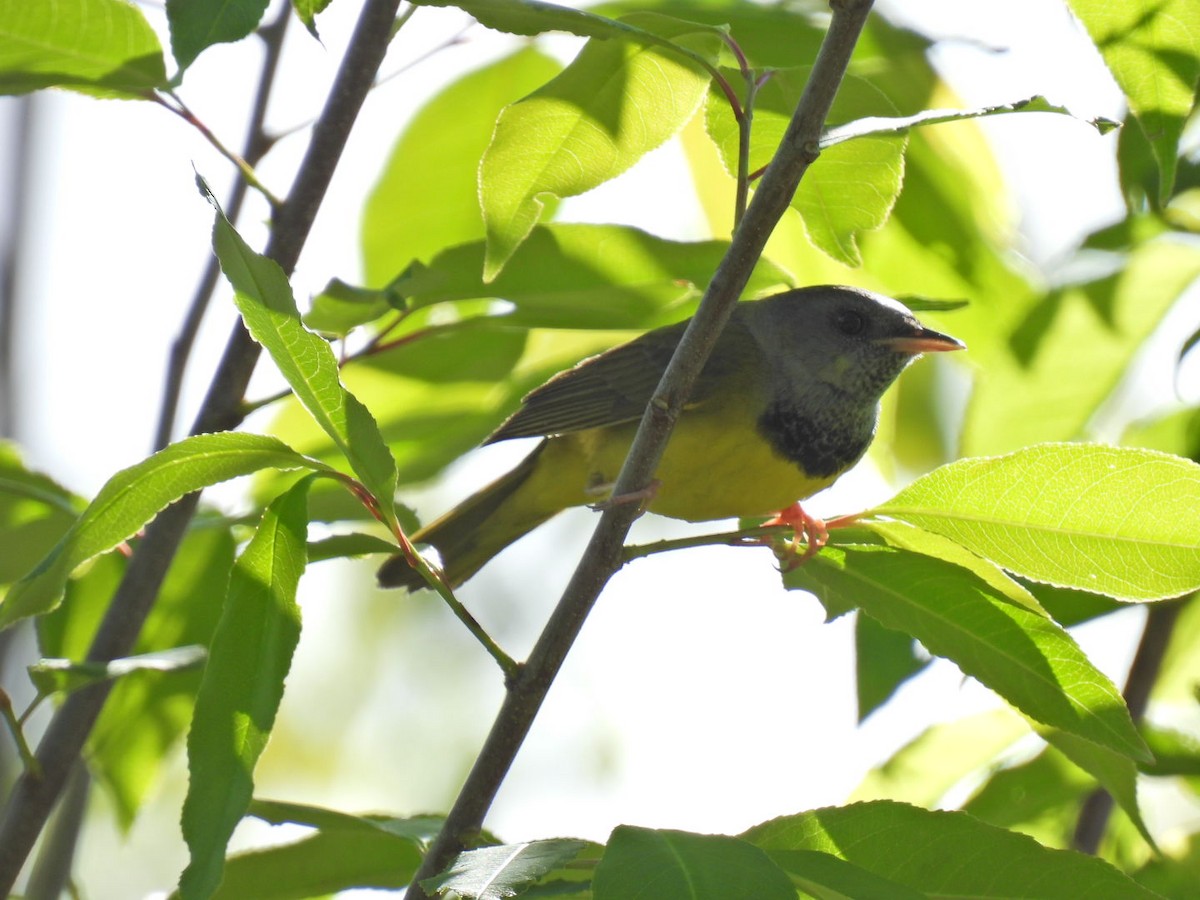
[{"x1": 566, "y1": 392, "x2": 835, "y2": 523}]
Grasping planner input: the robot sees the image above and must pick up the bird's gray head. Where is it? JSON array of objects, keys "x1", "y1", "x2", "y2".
[{"x1": 748, "y1": 285, "x2": 964, "y2": 401}]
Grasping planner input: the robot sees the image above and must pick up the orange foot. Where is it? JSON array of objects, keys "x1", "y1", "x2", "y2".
[{"x1": 762, "y1": 502, "x2": 829, "y2": 569}]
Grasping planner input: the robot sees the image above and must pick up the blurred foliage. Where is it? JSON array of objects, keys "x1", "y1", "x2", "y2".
[{"x1": 2, "y1": 0, "x2": 1200, "y2": 897}]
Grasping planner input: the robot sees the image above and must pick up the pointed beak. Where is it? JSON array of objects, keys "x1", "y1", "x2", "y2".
[{"x1": 879, "y1": 326, "x2": 965, "y2": 356}]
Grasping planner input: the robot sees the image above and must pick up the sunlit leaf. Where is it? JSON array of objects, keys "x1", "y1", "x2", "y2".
[
  {"x1": 422, "y1": 840, "x2": 588, "y2": 899},
  {"x1": 27, "y1": 645, "x2": 206, "y2": 696},
  {"x1": 1041, "y1": 728, "x2": 1157, "y2": 851},
  {"x1": 820, "y1": 95, "x2": 1117, "y2": 147},
  {"x1": 208, "y1": 187, "x2": 399, "y2": 529},
  {"x1": 766, "y1": 850, "x2": 928, "y2": 900},
  {"x1": 788, "y1": 542, "x2": 1149, "y2": 762},
  {"x1": 479, "y1": 12, "x2": 722, "y2": 279},
  {"x1": 361, "y1": 47, "x2": 563, "y2": 285},
  {"x1": 0, "y1": 433, "x2": 329, "y2": 631},
  {"x1": 851, "y1": 710, "x2": 1031, "y2": 807},
  {"x1": 249, "y1": 798, "x2": 447, "y2": 844},
  {"x1": 0, "y1": 0, "x2": 167, "y2": 95},
  {"x1": 745, "y1": 801, "x2": 1161, "y2": 898},
  {"x1": 962, "y1": 240, "x2": 1200, "y2": 455},
  {"x1": 963, "y1": 746, "x2": 1093, "y2": 848},
  {"x1": 0, "y1": 442, "x2": 83, "y2": 586},
  {"x1": 181, "y1": 829, "x2": 421, "y2": 899},
  {"x1": 392, "y1": 223, "x2": 794, "y2": 328},
  {"x1": 1068, "y1": 0, "x2": 1200, "y2": 203},
  {"x1": 706, "y1": 68, "x2": 904, "y2": 266},
  {"x1": 593, "y1": 827, "x2": 794, "y2": 900},
  {"x1": 874, "y1": 443, "x2": 1200, "y2": 602}
]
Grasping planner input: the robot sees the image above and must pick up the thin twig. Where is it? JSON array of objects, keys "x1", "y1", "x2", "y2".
[
  {"x1": 153, "y1": 92, "x2": 284, "y2": 209},
  {"x1": 1072, "y1": 597, "x2": 1185, "y2": 854},
  {"x1": 152, "y1": 4, "x2": 291, "y2": 452},
  {"x1": 0, "y1": 0, "x2": 405, "y2": 889},
  {"x1": 403, "y1": 2, "x2": 878, "y2": 895},
  {"x1": 622, "y1": 523, "x2": 794, "y2": 562},
  {"x1": 733, "y1": 68, "x2": 756, "y2": 227}
]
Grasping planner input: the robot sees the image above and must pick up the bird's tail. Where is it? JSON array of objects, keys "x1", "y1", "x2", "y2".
[{"x1": 377, "y1": 440, "x2": 559, "y2": 590}]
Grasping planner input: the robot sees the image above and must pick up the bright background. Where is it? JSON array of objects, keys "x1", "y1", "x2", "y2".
[{"x1": 0, "y1": 1, "x2": 1157, "y2": 897}]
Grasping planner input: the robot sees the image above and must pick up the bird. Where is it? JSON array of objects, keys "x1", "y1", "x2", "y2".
[{"x1": 377, "y1": 285, "x2": 964, "y2": 590}]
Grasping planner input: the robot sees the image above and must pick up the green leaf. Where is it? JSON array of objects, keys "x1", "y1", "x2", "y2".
[
  {"x1": 0, "y1": 441, "x2": 83, "y2": 586},
  {"x1": 0, "y1": 433, "x2": 328, "y2": 631},
  {"x1": 303, "y1": 278, "x2": 397, "y2": 337},
  {"x1": 87, "y1": 524, "x2": 235, "y2": 830},
  {"x1": 860, "y1": 122, "x2": 1038, "y2": 353},
  {"x1": 392, "y1": 223, "x2": 794, "y2": 328},
  {"x1": 0, "y1": 0, "x2": 167, "y2": 96},
  {"x1": 787, "y1": 542, "x2": 1150, "y2": 763},
  {"x1": 173, "y1": 800, "x2": 438, "y2": 898},
  {"x1": 962, "y1": 746, "x2": 1094, "y2": 848},
  {"x1": 1019, "y1": 581, "x2": 1124, "y2": 628},
  {"x1": 249, "y1": 798, "x2": 447, "y2": 844},
  {"x1": 820, "y1": 95, "x2": 1118, "y2": 147},
  {"x1": 27, "y1": 645, "x2": 206, "y2": 696},
  {"x1": 361, "y1": 47, "x2": 563, "y2": 285},
  {"x1": 208, "y1": 192, "x2": 399, "y2": 528},
  {"x1": 854, "y1": 612, "x2": 928, "y2": 722},
  {"x1": 851, "y1": 710, "x2": 1031, "y2": 807},
  {"x1": 766, "y1": 849, "x2": 928, "y2": 900},
  {"x1": 423, "y1": 840, "x2": 588, "y2": 899},
  {"x1": 593, "y1": 827, "x2": 795, "y2": 900},
  {"x1": 1128, "y1": 833, "x2": 1200, "y2": 899},
  {"x1": 167, "y1": 0, "x2": 269, "y2": 73},
  {"x1": 291, "y1": 0, "x2": 333, "y2": 38},
  {"x1": 306, "y1": 531, "x2": 398, "y2": 563},
  {"x1": 179, "y1": 478, "x2": 310, "y2": 900},
  {"x1": 256, "y1": 321, "x2": 544, "y2": 513},
  {"x1": 1153, "y1": 593, "x2": 1200, "y2": 706},
  {"x1": 1041, "y1": 728, "x2": 1157, "y2": 852},
  {"x1": 479, "y1": 12, "x2": 722, "y2": 279},
  {"x1": 1141, "y1": 723, "x2": 1200, "y2": 776},
  {"x1": 414, "y1": 0, "x2": 660, "y2": 40},
  {"x1": 706, "y1": 68, "x2": 904, "y2": 266},
  {"x1": 874, "y1": 443, "x2": 1200, "y2": 602},
  {"x1": 962, "y1": 240, "x2": 1200, "y2": 455},
  {"x1": 34, "y1": 524, "x2": 234, "y2": 830},
  {"x1": 744, "y1": 801, "x2": 1161, "y2": 898},
  {"x1": 1068, "y1": 0, "x2": 1200, "y2": 204},
  {"x1": 180, "y1": 829, "x2": 421, "y2": 899},
  {"x1": 864, "y1": 519, "x2": 1047, "y2": 615}
]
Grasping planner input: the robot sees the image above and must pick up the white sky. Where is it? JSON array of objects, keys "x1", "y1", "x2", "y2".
[{"x1": 1, "y1": 1, "x2": 1159, "y2": 897}]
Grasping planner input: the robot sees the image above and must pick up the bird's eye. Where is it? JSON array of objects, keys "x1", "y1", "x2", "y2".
[{"x1": 835, "y1": 310, "x2": 865, "y2": 335}]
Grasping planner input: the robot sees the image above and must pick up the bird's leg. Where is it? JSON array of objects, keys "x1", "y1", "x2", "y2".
[{"x1": 762, "y1": 502, "x2": 829, "y2": 568}]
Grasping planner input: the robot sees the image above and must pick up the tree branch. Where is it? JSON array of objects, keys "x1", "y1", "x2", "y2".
[
  {"x1": 0, "y1": 0, "x2": 404, "y2": 890},
  {"x1": 403, "y1": 1, "x2": 877, "y2": 894}
]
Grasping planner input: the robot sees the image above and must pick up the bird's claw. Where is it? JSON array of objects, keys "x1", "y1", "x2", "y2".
[{"x1": 761, "y1": 502, "x2": 829, "y2": 569}]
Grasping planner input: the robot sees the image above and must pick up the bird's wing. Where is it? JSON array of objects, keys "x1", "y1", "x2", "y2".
[{"x1": 486, "y1": 318, "x2": 751, "y2": 443}]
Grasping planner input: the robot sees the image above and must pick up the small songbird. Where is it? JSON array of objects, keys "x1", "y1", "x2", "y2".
[{"x1": 378, "y1": 285, "x2": 964, "y2": 590}]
